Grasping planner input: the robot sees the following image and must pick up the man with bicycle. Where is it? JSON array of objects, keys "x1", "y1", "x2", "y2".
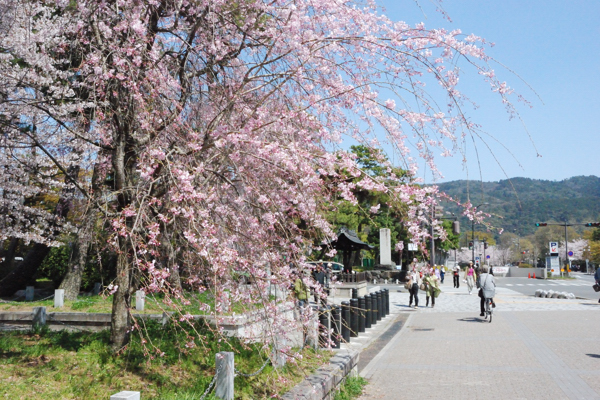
[{"x1": 478, "y1": 266, "x2": 496, "y2": 317}]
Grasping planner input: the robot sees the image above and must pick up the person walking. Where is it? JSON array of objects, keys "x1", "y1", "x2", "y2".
[
  {"x1": 408, "y1": 267, "x2": 421, "y2": 309},
  {"x1": 423, "y1": 270, "x2": 441, "y2": 307},
  {"x1": 453, "y1": 264, "x2": 460, "y2": 288},
  {"x1": 595, "y1": 266, "x2": 600, "y2": 303},
  {"x1": 294, "y1": 273, "x2": 310, "y2": 309},
  {"x1": 440, "y1": 265, "x2": 445, "y2": 284},
  {"x1": 464, "y1": 262, "x2": 475, "y2": 295}
]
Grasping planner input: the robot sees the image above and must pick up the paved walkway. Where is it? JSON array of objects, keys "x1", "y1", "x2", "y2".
[{"x1": 357, "y1": 282, "x2": 600, "y2": 399}]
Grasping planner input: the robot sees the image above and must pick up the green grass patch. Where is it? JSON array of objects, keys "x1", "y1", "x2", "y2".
[
  {"x1": 334, "y1": 376, "x2": 368, "y2": 400},
  {"x1": 0, "y1": 291, "x2": 271, "y2": 316},
  {"x1": 0, "y1": 319, "x2": 330, "y2": 399}
]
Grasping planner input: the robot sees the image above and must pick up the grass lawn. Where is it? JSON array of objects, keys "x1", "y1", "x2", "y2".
[
  {"x1": 0, "y1": 291, "x2": 271, "y2": 316},
  {"x1": 0, "y1": 320, "x2": 331, "y2": 399}
]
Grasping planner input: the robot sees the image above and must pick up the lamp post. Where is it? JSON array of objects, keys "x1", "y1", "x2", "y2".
[{"x1": 471, "y1": 203, "x2": 488, "y2": 265}]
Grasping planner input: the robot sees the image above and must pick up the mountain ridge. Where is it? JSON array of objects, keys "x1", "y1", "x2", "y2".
[{"x1": 436, "y1": 175, "x2": 600, "y2": 237}]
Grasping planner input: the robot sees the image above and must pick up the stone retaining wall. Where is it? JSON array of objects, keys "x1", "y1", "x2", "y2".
[{"x1": 282, "y1": 350, "x2": 359, "y2": 400}]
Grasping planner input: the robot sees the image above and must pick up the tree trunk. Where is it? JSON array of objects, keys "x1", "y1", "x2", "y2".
[
  {"x1": 0, "y1": 243, "x2": 50, "y2": 296},
  {"x1": 162, "y1": 234, "x2": 182, "y2": 293},
  {"x1": 110, "y1": 239, "x2": 132, "y2": 352},
  {"x1": 59, "y1": 164, "x2": 99, "y2": 301},
  {"x1": 59, "y1": 207, "x2": 95, "y2": 300}
]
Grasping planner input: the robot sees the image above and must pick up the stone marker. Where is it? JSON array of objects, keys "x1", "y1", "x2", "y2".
[
  {"x1": 32, "y1": 306, "x2": 46, "y2": 329},
  {"x1": 379, "y1": 228, "x2": 392, "y2": 265},
  {"x1": 273, "y1": 336, "x2": 287, "y2": 368},
  {"x1": 54, "y1": 289, "x2": 64, "y2": 308},
  {"x1": 110, "y1": 391, "x2": 140, "y2": 400},
  {"x1": 25, "y1": 286, "x2": 34, "y2": 301},
  {"x1": 93, "y1": 282, "x2": 102, "y2": 295},
  {"x1": 215, "y1": 352, "x2": 234, "y2": 400},
  {"x1": 135, "y1": 290, "x2": 145, "y2": 311}
]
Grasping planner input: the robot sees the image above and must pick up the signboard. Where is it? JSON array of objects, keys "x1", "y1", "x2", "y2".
[
  {"x1": 407, "y1": 243, "x2": 418, "y2": 251},
  {"x1": 568, "y1": 251, "x2": 574, "y2": 257},
  {"x1": 492, "y1": 266, "x2": 509, "y2": 275},
  {"x1": 549, "y1": 242, "x2": 559, "y2": 257},
  {"x1": 486, "y1": 255, "x2": 490, "y2": 259}
]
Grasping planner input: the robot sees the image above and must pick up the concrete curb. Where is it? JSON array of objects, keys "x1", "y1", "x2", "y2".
[{"x1": 282, "y1": 349, "x2": 359, "y2": 400}]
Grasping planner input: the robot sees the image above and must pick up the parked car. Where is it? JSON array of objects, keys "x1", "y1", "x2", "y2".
[{"x1": 306, "y1": 261, "x2": 343, "y2": 274}]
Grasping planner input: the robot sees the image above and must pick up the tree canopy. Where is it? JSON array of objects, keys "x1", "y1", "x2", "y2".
[{"x1": 1, "y1": 0, "x2": 523, "y2": 351}]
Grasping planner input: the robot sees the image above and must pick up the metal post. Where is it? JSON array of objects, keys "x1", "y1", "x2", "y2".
[
  {"x1": 318, "y1": 307, "x2": 330, "y2": 348},
  {"x1": 565, "y1": 222, "x2": 569, "y2": 276},
  {"x1": 364, "y1": 295, "x2": 372, "y2": 329},
  {"x1": 358, "y1": 296, "x2": 366, "y2": 333},
  {"x1": 331, "y1": 305, "x2": 341, "y2": 349},
  {"x1": 376, "y1": 291, "x2": 382, "y2": 321},
  {"x1": 384, "y1": 289, "x2": 389, "y2": 316},
  {"x1": 215, "y1": 352, "x2": 234, "y2": 400},
  {"x1": 351, "y1": 288, "x2": 358, "y2": 299},
  {"x1": 371, "y1": 293, "x2": 378, "y2": 325},
  {"x1": 431, "y1": 205, "x2": 435, "y2": 267},
  {"x1": 341, "y1": 301, "x2": 350, "y2": 343},
  {"x1": 349, "y1": 298, "x2": 358, "y2": 337}
]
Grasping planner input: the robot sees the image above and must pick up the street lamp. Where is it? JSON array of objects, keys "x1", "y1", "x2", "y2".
[{"x1": 471, "y1": 203, "x2": 489, "y2": 265}]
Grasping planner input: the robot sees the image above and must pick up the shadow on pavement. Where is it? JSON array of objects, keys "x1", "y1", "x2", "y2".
[
  {"x1": 586, "y1": 354, "x2": 600, "y2": 359},
  {"x1": 457, "y1": 317, "x2": 483, "y2": 323}
]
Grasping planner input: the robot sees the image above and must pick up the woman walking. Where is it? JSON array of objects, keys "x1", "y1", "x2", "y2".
[
  {"x1": 423, "y1": 270, "x2": 441, "y2": 307},
  {"x1": 408, "y1": 267, "x2": 421, "y2": 309},
  {"x1": 464, "y1": 262, "x2": 475, "y2": 295}
]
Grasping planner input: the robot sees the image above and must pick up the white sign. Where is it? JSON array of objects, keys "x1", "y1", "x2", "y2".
[
  {"x1": 408, "y1": 243, "x2": 418, "y2": 251},
  {"x1": 549, "y1": 242, "x2": 558, "y2": 254},
  {"x1": 492, "y1": 266, "x2": 509, "y2": 274}
]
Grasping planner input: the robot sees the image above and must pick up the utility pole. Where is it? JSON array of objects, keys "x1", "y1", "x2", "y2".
[{"x1": 471, "y1": 203, "x2": 488, "y2": 265}]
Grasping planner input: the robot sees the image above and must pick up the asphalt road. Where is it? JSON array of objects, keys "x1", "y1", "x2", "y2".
[
  {"x1": 367, "y1": 272, "x2": 600, "y2": 300},
  {"x1": 495, "y1": 272, "x2": 599, "y2": 300}
]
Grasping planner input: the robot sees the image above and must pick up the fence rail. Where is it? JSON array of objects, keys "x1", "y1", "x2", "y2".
[{"x1": 338, "y1": 272, "x2": 366, "y2": 283}]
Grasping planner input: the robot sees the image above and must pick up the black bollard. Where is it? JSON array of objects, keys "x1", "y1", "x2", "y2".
[
  {"x1": 376, "y1": 291, "x2": 383, "y2": 321},
  {"x1": 371, "y1": 293, "x2": 378, "y2": 325},
  {"x1": 331, "y1": 305, "x2": 341, "y2": 349},
  {"x1": 365, "y1": 295, "x2": 372, "y2": 329},
  {"x1": 349, "y1": 298, "x2": 358, "y2": 337},
  {"x1": 385, "y1": 288, "x2": 390, "y2": 316},
  {"x1": 341, "y1": 301, "x2": 351, "y2": 343},
  {"x1": 381, "y1": 289, "x2": 387, "y2": 317},
  {"x1": 351, "y1": 288, "x2": 358, "y2": 299},
  {"x1": 318, "y1": 307, "x2": 329, "y2": 348},
  {"x1": 358, "y1": 296, "x2": 366, "y2": 333}
]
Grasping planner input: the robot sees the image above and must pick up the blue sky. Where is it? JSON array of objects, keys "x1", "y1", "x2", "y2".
[{"x1": 379, "y1": 0, "x2": 600, "y2": 183}]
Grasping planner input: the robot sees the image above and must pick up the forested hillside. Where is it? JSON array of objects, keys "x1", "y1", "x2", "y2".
[{"x1": 437, "y1": 176, "x2": 600, "y2": 238}]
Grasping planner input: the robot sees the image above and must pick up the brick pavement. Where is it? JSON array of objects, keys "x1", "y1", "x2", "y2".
[{"x1": 356, "y1": 281, "x2": 600, "y2": 399}]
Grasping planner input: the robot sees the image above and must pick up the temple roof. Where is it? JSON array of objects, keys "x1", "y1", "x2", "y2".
[{"x1": 322, "y1": 228, "x2": 374, "y2": 251}]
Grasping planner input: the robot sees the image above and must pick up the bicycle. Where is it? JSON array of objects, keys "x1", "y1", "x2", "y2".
[{"x1": 484, "y1": 297, "x2": 493, "y2": 323}]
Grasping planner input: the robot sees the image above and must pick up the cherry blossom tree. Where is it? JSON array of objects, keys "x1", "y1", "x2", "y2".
[{"x1": 1, "y1": 0, "x2": 524, "y2": 352}]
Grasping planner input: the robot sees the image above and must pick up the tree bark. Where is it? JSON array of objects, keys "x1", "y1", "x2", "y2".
[
  {"x1": 59, "y1": 208, "x2": 95, "y2": 300},
  {"x1": 59, "y1": 165, "x2": 99, "y2": 300},
  {"x1": 110, "y1": 239, "x2": 132, "y2": 352},
  {"x1": 162, "y1": 234, "x2": 182, "y2": 293}
]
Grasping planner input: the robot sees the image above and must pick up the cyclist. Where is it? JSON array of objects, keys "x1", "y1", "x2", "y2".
[{"x1": 478, "y1": 266, "x2": 496, "y2": 317}]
